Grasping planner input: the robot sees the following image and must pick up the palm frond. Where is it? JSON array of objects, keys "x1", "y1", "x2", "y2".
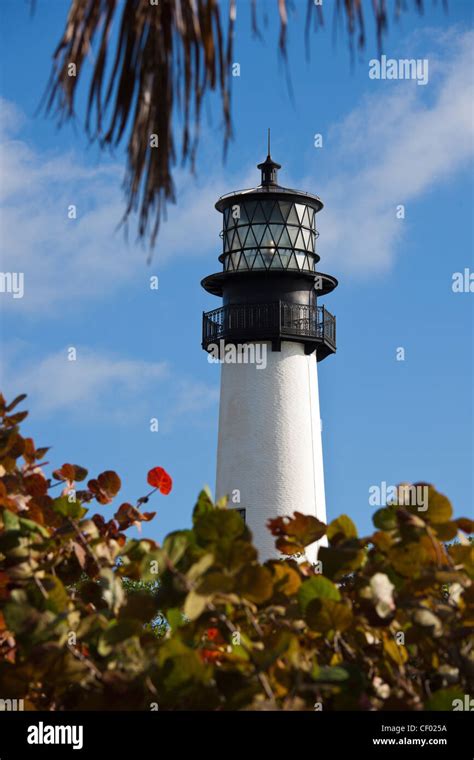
[{"x1": 42, "y1": 0, "x2": 433, "y2": 251}]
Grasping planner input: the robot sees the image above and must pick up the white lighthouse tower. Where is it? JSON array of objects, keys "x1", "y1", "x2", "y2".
[{"x1": 202, "y1": 146, "x2": 337, "y2": 562}]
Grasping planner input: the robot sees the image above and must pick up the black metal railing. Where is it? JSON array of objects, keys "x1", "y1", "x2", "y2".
[{"x1": 202, "y1": 301, "x2": 336, "y2": 354}]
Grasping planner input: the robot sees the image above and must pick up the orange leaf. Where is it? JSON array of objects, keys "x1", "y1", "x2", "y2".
[{"x1": 147, "y1": 467, "x2": 173, "y2": 495}]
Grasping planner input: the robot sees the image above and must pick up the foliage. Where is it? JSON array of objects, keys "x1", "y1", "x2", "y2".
[
  {"x1": 0, "y1": 393, "x2": 472, "y2": 710},
  {"x1": 42, "y1": 0, "x2": 434, "y2": 249}
]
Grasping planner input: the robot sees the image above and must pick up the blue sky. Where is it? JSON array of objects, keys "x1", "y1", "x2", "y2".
[{"x1": 0, "y1": 0, "x2": 472, "y2": 545}]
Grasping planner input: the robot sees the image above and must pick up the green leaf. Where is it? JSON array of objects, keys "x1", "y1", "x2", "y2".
[
  {"x1": 183, "y1": 590, "x2": 209, "y2": 621},
  {"x1": 298, "y1": 576, "x2": 341, "y2": 613},
  {"x1": 194, "y1": 509, "x2": 246, "y2": 546},
  {"x1": 318, "y1": 543, "x2": 365, "y2": 580},
  {"x1": 432, "y1": 522, "x2": 458, "y2": 542},
  {"x1": 2, "y1": 509, "x2": 20, "y2": 531},
  {"x1": 252, "y1": 631, "x2": 293, "y2": 669},
  {"x1": 306, "y1": 598, "x2": 353, "y2": 633},
  {"x1": 425, "y1": 488, "x2": 453, "y2": 524},
  {"x1": 383, "y1": 637, "x2": 408, "y2": 665},
  {"x1": 52, "y1": 496, "x2": 86, "y2": 520},
  {"x1": 373, "y1": 506, "x2": 397, "y2": 531},
  {"x1": 327, "y1": 515, "x2": 357, "y2": 544},
  {"x1": 98, "y1": 620, "x2": 142, "y2": 656},
  {"x1": 98, "y1": 569, "x2": 125, "y2": 615},
  {"x1": 3, "y1": 602, "x2": 39, "y2": 634},
  {"x1": 186, "y1": 553, "x2": 215, "y2": 582},
  {"x1": 18, "y1": 516, "x2": 50, "y2": 538},
  {"x1": 235, "y1": 565, "x2": 273, "y2": 604},
  {"x1": 157, "y1": 638, "x2": 209, "y2": 689},
  {"x1": 163, "y1": 531, "x2": 191, "y2": 566},
  {"x1": 196, "y1": 571, "x2": 235, "y2": 595},
  {"x1": 166, "y1": 607, "x2": 185, "y2": 631},
  {"x1": 311, "y1": 664, "x2": 350, "y2": 683},
  {"x1": 41, "y1": 574, "x2": 69, "y2": 614},
  {"x1": 192, "y1": 488, "x2": 215, "y2": 521}
]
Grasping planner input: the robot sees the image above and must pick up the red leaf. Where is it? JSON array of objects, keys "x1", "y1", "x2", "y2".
[
  {"x1": 147, "y1": 467, "x2": 173, "y2": 495},
  {"x1": 53, "y1": 463, "x2": 76, "y2": 483}
]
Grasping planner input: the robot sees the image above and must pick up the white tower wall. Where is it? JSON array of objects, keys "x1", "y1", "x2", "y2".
[{"x1": 215, "y1": 340, "x2": 326, "y2": 563}]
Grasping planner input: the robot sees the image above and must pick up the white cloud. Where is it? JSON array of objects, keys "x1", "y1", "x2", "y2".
[
  {"x1": 318, "y1": 29, "x2": 474, "y2": 274},
  {"x1": 165, "y1": 378, "x2": 220, "y2": 425},
  {"x1": 0, "y1": 26, "x2": 472, "y2": 318},
  {"x1": 0, "y1": 344, "x2": 219, "y2": 426},
  {"x1": 3, "y1": 346, "x2": 169, "y2": 419},
  {"x1": 0, "y1": 104, "x2": 244, "y2": 314}
]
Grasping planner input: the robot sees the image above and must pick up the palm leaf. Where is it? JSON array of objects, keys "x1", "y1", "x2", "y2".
[{"x1": 42, "y1": 0, "x2": 435, "y2": 251}]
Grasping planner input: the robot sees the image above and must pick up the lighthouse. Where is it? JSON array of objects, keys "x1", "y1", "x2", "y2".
[{"x1": 202, "y1": 144, "x2": 337, "y2": 562}]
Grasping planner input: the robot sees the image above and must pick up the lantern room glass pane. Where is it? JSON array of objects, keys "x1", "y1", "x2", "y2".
[
  {"x1": 232, "y1": 253, "x2": 241, "y2": 269},
  {"x1": 279, "y1": 251, "x2": 291, "y2": 268},
  {"x1": 237, "y1": 225, "x2": 249, "y2": 246},
  {"x1": 296, "y1": 253, "x2": 306, "y2": 269},
  {"x1": 246, "y1": 251, "x2": 257, "y2": 268},
  {"x1": 278, "y1": 228, "x2": 292, "y2": 248},
  {"x1": 252, "y1": 203, "x2": 266, "y2": 224},
  {"x1": 229, "y1": 230, "x2": 238, "y2": 250},
  {"x1": 252, "y1": 224, "x2": 266, "y2": 245},
  {"x1": 295, "y1": 230, "x2": 305, "y2": 250},
  {"x1": 286, "y1": 205, "x2": 299, "y2": 225},
  {"x1": 295, "y1": 203, "x2": 306, "y2": 223},
  {"x1": 225, "y1": 212, "x2": 237, "y2": 230},
  {"x1": 253, "y1": 253, "x2": 266, "y2": 269},
  {"x1": 288, "y1": 253, "x2": 298, "y2": 269},
  {"x1": 278, "y1": 201, "x2": 292, "y2": 222},
  {"x1": 244, "y1": 201, "x2": 257, "y2": 223},
  {"x1": 230, "y1": 228, "x2": 240, "y2": 248},
  {"x1": 269, "y1": 223, "x2": 283, "y2": 243},
  {"x1": 260, "y1": 200, "x2": 275, "y2": 221},
  {"x1": 237, "y1": 204, "x2": 249, "y2": 225},
  {"x1": 261, "y1": 251, "x2": 274, "y2": 268},
  {"x1": 260, "y1": 226, "x2": 276, "y2": 248},
  {"x1": 244, "y1": 228, "x2": 259, "y2": 247},
  {"x1": 287, "y1": 226, "x2": 299, "y2": 246},
  {"x1": 270, "y1": 204, "x2": 285, "y2": 223},
  {"x1": 302, "y1": 228, "x2": 311, "y2": 250}
]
